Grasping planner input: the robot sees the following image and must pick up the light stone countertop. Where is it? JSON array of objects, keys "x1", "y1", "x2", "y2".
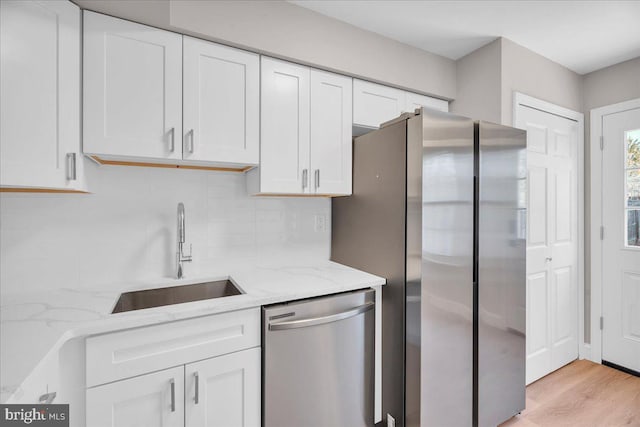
[{"x1": 0, "y1": 260, "x2": 385, "y2": 403}]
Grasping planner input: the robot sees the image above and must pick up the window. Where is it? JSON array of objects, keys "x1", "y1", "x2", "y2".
[{"x1": 625, "y1": 128, "x2": 640, "y2": 246}]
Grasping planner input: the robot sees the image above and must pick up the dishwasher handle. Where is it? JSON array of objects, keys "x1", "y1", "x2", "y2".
[{"x1": 268, "y1": 301, "x2": 374, "y2": 331}]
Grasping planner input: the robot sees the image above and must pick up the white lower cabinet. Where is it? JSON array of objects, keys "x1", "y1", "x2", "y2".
[
  {"x1": 185, "y1": 348, "x2": 261, "y2": 427},
  {"x1": 85, "y1": 309, "x2": 261, "y2": 427},
  {"x1": 86, "y1": 349, "x2": 260, "y2": 427},
  {"x1": 86, "y1": 366, "x2": 185, "y2": 427}
]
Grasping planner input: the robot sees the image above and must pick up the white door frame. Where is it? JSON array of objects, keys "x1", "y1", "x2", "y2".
[
  {"x1": 513, "y1": 92, "x2": 586, "y2": 359},
  {"x1": 589, "y1": 97, "x2": 640, "y2": 364}
]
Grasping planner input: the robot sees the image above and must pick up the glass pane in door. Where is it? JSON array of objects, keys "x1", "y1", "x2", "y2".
[
  {"x1": 625, "y1": 169, "x2": 640, "y2": 207},
  {"x1": 627, "y1": 209, "x2": 640, "y2": 247},
  {"x1": 624, "y1": 129, "x2": 640, "y2": 247},
  {"x1": 625, "y1": 129, "x2": 640, "y2": 168}
]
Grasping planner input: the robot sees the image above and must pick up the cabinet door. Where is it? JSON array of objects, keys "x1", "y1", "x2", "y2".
[
  {"x1": 310, "y1": 70, "x2": 352, "y2": 195},
  {"x1": 86, "y1": 366, "x2": 184, "y2": 427},
  {"x1": 0, "y1": 0, "x2": 82, "y2": 190},
  {"x1": 404, "y1": 91, "x2": 449, "y2": 113},
  {"x1": 353, "y1": 79, "x2": 405, "y2": 128},
  {"x1": 83, "y1": 11, "x2": 182, "y2": 160},
  {"x1": 185, "y1": 347, "x2": 260, "y2": 427},
  {"x1": 183, "y1": 37, "x2": 259, "y2": 165},
  {"x1": 260, "y1": 57, "x2": 310, "y2": 194}
]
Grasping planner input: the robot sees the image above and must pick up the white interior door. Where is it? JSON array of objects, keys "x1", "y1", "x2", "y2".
[
  {"x1": 516, "y1": 105, "x2": 579, "y2": 384},
  {"x1": 602, "y1": 106, "x2": 640, "y2": 373}
]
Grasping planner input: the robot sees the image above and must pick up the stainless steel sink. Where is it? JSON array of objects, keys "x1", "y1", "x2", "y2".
[{"x1": 112, "y1": 279, "x2": 243, "y2": 313}]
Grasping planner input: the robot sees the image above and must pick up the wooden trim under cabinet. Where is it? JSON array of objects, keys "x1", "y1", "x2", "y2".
[
  {"x1": 0, "y1": 188, "x2": 89, "y2": 194},
  {"x1": 89, "y1": 156, "x2": 255, "y2": 173}
]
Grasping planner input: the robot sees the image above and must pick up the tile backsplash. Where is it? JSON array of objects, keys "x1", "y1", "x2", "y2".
[{"x1": 0, "y1": 160, "x2": 331, "y2": 294}]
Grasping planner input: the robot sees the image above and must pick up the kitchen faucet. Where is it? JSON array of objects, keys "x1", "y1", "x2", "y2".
[{"x1": 176, "y1": 202, "x2": 192, "y2": 279}]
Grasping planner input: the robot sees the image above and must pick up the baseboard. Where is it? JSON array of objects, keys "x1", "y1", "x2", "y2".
[{"x1": 579, "y1": 343, "x2": 591, "y2": 360}]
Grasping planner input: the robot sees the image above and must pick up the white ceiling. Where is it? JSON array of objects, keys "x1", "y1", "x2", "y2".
[{"x1": 290, "y1": 0, "x2": 640, "y2": 75}]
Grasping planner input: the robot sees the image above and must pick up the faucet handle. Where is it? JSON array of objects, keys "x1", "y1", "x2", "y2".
[{"x1": 185, "y1": 244, "x2": 193, "y2": 261}]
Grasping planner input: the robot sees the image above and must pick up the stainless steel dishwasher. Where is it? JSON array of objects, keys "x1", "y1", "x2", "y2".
[{"x1": 263, "y1": 288, "x2": 375, "y2": 427}]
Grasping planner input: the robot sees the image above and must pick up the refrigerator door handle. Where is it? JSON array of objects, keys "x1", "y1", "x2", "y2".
[{"x1": 268, "y1": 302, "x2": 374, "y2": 331}]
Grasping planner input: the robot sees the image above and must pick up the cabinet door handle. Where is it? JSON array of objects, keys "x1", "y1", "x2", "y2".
[
  {"x1": 170, "y1": 378, "x2": 175, "y2": 412},
  {"x1": 169, "y1": 127, "x2": 175, "y2": 153},
  {"x1": 66, "y1": 153, "x2": 77, "y2": 181},
  {"x1": 194, "y1": 372, "x2": 199, "y2": 404},
  {"x1": 188, "y1": 129, "x2": 195, "y2": 154},
  {"x1": 302, "y1": 169, "x2": 308, "y2": 190},
  {"x1": 315, "y1": 169, "x2": 320, "y2": 190}
]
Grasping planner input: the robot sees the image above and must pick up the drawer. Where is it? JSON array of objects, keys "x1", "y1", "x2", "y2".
[{"x1": 86, "y1": 308, "x2": 260, "y2": 387}]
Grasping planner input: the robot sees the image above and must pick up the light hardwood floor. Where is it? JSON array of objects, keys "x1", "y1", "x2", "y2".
[{"x1": 500, "y1": 360, "x2": 640, "y2": 426}]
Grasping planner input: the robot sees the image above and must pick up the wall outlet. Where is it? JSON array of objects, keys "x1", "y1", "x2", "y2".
[
  {"x1": 314, "y1": 214, "x2": 327, "y2": 232},
  {"x1": 387, "y1": 414, "x2": 396, "y2": 427}
]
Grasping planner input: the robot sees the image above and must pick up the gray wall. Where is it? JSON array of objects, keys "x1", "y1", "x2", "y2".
[
  {"x1": 500, "y1": 38, "x2": 583, "y2": 126},
  {"x1": 583, "y1": 57, "x2": 640, "y2": 112},
  {"x1": 452, "y1": 38, "x2": 583, "y2": 127},
  {"x1": 73, "y1": 0, "x2": 456, "y2": 100},
  {"x1": 451, "y1": 39, "x2": 502, "y2": 123}
]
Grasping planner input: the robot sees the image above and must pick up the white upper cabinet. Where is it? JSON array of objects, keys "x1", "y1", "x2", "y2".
[
  {"x1": 83, "y1": 11, "x2": 183, "y2": 161},
  {"x1": 353, "y1": 79, "x2": 449, "y2": 129},
  {"x1": 310, "y1": 70, "x2": 352, "y2": 195},
  {"x1": 353, "y1": 79, "x2": 405, "y2": 128},
  {"x1": 183, "y1": 37, "x2": 259, "y2": 166},
  {"x1": 249, "y1": 58, "x2": 353, "y2": 196},
  {"x1": 404, "y1": 91, "x2": 449, "y2": 113},
  {"x1": 256, "y1": 57, "x2": 311, "y2": 194},
  {"x1": 0, "y1": 0, "x2": 84, "y2": 191}
]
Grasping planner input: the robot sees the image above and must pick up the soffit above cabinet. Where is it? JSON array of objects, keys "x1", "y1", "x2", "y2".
[{"x1": 73, "y1": 0, "x2": 456, "y2": 99}]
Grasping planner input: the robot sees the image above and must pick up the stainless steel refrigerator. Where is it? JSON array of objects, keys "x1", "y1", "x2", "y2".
[{"x1": 332, "y1": 108, "x2": 526, "y2": 427}]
